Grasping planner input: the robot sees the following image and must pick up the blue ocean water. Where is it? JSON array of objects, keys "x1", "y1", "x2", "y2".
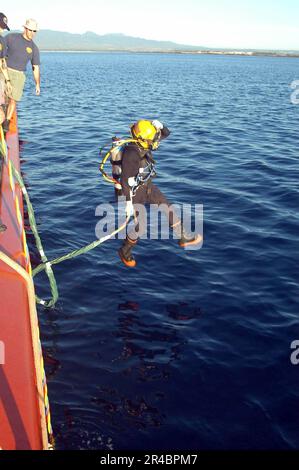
[{"x1": 18, "y1": 52, "x2": 298, "y2": 450}]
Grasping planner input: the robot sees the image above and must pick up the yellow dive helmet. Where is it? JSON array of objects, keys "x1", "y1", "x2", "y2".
[{"x1": 131, "y1": 120, "x2": 161, "y2": 150}]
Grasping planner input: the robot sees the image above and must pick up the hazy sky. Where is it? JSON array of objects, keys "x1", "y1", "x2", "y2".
[{"x1": 4, "y1": 0, "x2": 299, "y2": 49}]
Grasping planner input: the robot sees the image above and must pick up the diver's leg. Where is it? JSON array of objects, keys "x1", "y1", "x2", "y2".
[
  {"x1": 149, "y1": 184, "x2": 202, "y2": 248},
  {"x1": 118, "y1": 202, "x2": 147, "y2": 267}
]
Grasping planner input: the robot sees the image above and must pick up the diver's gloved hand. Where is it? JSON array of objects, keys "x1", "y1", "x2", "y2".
[
  {"x1": 152, "y1": 120, "x2": 164, "y2": 130},
  {"x1": 126, "y1": 200, "x2": 134, "y2": 218}
]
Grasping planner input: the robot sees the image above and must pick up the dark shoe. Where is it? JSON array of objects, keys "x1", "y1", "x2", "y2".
[
  {"x1": 179, "y1": 233, "x2": 202, "y2": 248},
  {"x1": 2, "y1": 119, "x2": 10, "y2": 133},
  {"x1": 0, "y1": 222, "x2": 7, "y2": 233},
  {"x1": 118, "y1": 238, "x2": 137, "y2": 268}
]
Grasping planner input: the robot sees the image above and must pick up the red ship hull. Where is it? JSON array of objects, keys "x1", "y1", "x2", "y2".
[{"x1": 0, "y1": 115, "x2": 49, "y2": 450}]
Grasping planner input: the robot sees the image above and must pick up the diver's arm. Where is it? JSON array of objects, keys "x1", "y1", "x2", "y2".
[
  {"x1": 161, "y1": 126, "x2": 170, "y2": 139},
  {"x1": 152, "y1": 120, "x2": 170, "y2": 140}
]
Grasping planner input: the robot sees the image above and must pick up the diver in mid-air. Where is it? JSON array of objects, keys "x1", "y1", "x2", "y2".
[{"x1": 100, "y1": 119, "x2": 202, "y2": 267}]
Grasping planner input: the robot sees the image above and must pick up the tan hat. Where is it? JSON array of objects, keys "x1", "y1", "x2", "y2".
[{"x1": 23, "y1": 18, "x2": 39, "y2": 31}]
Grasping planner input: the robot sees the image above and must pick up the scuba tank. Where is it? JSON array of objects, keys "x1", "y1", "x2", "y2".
[
  {"x1": 110, "y1": 137, "x2": 123, "y2": 193},
  {"x1": 99, "y1": 136, "x2": 134, "y2": 194}
]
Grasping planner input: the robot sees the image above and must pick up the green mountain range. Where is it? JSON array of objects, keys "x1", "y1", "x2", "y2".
[
  {"x1": 33, "y1": 30, "x2": 203, "y2": 52},
  {"x1": 5, "y1": 30, "x2": 298, "y2": 56}
]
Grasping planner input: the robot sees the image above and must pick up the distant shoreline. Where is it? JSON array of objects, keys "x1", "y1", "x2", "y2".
[{"x1": 40, "y1": 49, "x2": 299, "y2": 58}]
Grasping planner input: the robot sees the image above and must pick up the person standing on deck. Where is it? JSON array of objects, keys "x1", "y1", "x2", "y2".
[
  {"x1": 0, "y1": 13, "x2": 12, "y2": 123},
  {"x1": 2, "y1": 19, "x2": 40, "y2": 133},
  {"x1": 0, "y1": 12, "x2": 11, "y2": 233}
]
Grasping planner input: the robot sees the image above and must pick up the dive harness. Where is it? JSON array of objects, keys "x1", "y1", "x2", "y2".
[{"x1": 99, "y1": 137, "x2": 157, "y2": 197}]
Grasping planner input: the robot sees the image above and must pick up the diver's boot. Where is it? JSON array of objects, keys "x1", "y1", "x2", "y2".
[
  {"x1": 179, "y1": 232, "x2": 202, "y2": 248},
  {"x1": 0, "y1": 219, "x2": 7, "y2": 233},
  {"x1": 118, "y1": 237, "x2": 137, "y2": 268},
  {"x1": 173, "y1": 223, "x2": 202, "y2": 248}
]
